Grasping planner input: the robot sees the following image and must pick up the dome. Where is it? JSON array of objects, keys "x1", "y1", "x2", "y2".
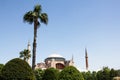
[
  {"x1": 45, "y1": 54, "x2": 65, "y2": 62},
  {"x1": 48, "y1": 54, "x2": 63, "y2": 58}
]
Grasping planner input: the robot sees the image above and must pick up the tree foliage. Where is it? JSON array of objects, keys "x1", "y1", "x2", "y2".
[
  {"x1": 96, "y1": 67, "x2": 110, "y2": 80},
  {"x1": 34, "y1": 69, "x2": 44, "y2": 80},
  {"x1": 0, "y1": 64, "x2": 4, "y2": 72},
  {"x1": 0, "y1": 64, "x2": 4, "y2": 79},
  {"x1": 59, "y1": 66, "x2": 84, "y2": 80},
  {"x1": 19, "y1": 49, "x2": 31, "y2": 62},
  {"x1": 117, "y1": 69, "x2": 120, "y2": 77},
  {"x1": 82, "y1": 71, "x2": 96, "y2": 80},
  {"x1": 81, "y1": 67, "x2": 120, "y2": 80},
  {"x1": 110, "y1": 68, "x2": 118, "y2": 80},
  {"x1": 1, "y1": 58, "x2": 35, "y2": 80},
  {"x1": 42, "y1": 68, "x2": 59, "y2": 80},
  {"x1": 92, "y1": 71, "x2": 97, "y2": 80}
]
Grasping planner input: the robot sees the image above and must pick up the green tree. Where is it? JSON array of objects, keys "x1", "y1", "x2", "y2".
[
  {"x1": 117, "y1": 69, "x2": 120, "y2": 76},
  {"x1": 23, "y1": 4, "x2": 48, "y2": 70},
  {"x1": 96, "y1": 70, "x2": 103, "y2": 80},
  {"x1": 102, "y1": 67, "x2": 110, "y2": 80},
  {"x1": 0, "y1": 64, "x2": 4, "y2": 72},
  {"x1": 82, "y1": 72, "x2": 86, "y2": 80},
  {"x1": 92, "y1": 71, "x2": 97, "y2": 80},
  {"x1": 34, "y1": 69, "x2": 44, "y2": 80},
  {"x1": 96, "y1": 67, "x2": 110, "y2": 80},
  {"x1": 110, "y1": 68, "x2": 118, "y2": 80},
  {"x1": 59, "y1": 66, "x2": 84, "y2": 80},
  {"x1": 82, "y1": 71, "x2": 97, "y2": 80},
  {"x1": 1, "y1": 58, "x2": 35, "y2": 80},
  {"x1": 85, "y1": 71, "x2": 93, "y2": 80},
  {"x1": 0, "y1": 64, "x2": 4, "y2": 79},
  {"x1": 42, "y1": 68, "x2": 59, "y2": 80},
  {"x1": 19, "y1": 49, "x2": 31, "y2": 62}
]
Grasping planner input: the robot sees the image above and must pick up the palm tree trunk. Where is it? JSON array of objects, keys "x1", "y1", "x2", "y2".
[{"x1": 32, "y1": 19, "x2": 38, "y2": 70}]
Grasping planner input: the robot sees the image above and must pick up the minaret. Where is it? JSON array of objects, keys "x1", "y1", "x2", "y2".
[
  {"x1": 27, "y1": 41, "x2": 31, "y2": 64},
  {"x1": 85, "y1": 48, "x2": 88, "y2": 70}
]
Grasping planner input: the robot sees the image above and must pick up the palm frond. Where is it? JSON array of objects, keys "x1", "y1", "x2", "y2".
[
  {"x1": 39, "y1": 13, "x2": 48, "y2": 24},
  {"x1": 19, "y1": 49, "x2": 31, "y2": 61},
  {"x1": 19, "y1": 51, "x2": 24, "y2": 58},
  {"x1": 23, "y1": 11, "x2": 34, "y2": 24},
  {"x1": 34, "y1": 5, "x2": 42, "y2": 13}
]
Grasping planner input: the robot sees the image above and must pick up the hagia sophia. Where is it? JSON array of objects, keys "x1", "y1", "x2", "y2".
[
  {"x1": 27, "y1": 42, "x2": 88, "y2": 70},
  {"x1": 35, "y1": 54, "x2": 74, "y2": 70}
]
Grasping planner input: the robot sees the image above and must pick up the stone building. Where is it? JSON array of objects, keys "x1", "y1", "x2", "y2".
[{"x1": 35, "y1": 54, "x2": 74, "y2": 70}]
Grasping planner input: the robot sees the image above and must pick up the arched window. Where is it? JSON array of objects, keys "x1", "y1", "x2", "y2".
[{"x1": 56, "y1": 63, "x2": 65, "y2": 69}]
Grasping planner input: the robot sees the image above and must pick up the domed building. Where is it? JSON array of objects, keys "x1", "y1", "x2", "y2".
[{"x1": 35, "y1": 54, "x2": 74, "y2": 70}]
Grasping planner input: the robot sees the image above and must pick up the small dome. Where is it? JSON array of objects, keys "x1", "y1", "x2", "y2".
[{"x1": 48, "y1": 54, "x2": 63, "y2": 58}]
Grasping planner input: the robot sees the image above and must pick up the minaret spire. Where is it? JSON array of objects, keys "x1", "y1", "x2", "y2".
[
  {"x1": 69, "y1": 54, "x2": 74, "y2": 66},
  {"x1": 27, "y1": 41, "x2": 31, "y2": 51},
  {"x1": 85, "y1": 48, "x2": 88, "y2": 70},
  {"x1": 71, "y1": 54, "x2": 74, "y2": 64},
  {"x1": 27, "y1": 41, "x2": 31, "y2": 64}
]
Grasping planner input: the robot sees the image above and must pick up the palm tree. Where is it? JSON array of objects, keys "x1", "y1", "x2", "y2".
[
  {"x1": 23, "y1": 4, "x2": 48, "y2": 70},
  {"x1": 19, "y1": 49, "x2": 31, "y2": 62}
]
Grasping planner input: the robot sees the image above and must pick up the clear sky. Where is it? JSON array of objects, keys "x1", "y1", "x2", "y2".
[{"x1": 0, "y1": 0, "x2": 120, "y2": 71}]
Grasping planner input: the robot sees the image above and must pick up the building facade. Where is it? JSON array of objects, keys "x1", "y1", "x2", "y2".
[{"x1": 35, "y1": 54, "x2": 74, "y2": 70}]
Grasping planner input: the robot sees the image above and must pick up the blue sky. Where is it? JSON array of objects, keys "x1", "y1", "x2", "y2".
[{"x1": 0, "y1": 0, "x2": 120, "y2": 71}]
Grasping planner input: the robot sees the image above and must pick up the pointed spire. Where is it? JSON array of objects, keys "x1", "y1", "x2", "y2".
[
  {"x1": 71, "y1": 54, "x2": 74, "y2": 63},
  {"x1": 85, "y1": 48, "x2": 88, "y2": 70},
  {"x1": 85, "y1": 48, "x2": 88, "y2": 58},
  {"x1": 69, "y1": 54, "x2": 74, "y2": 66}
]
